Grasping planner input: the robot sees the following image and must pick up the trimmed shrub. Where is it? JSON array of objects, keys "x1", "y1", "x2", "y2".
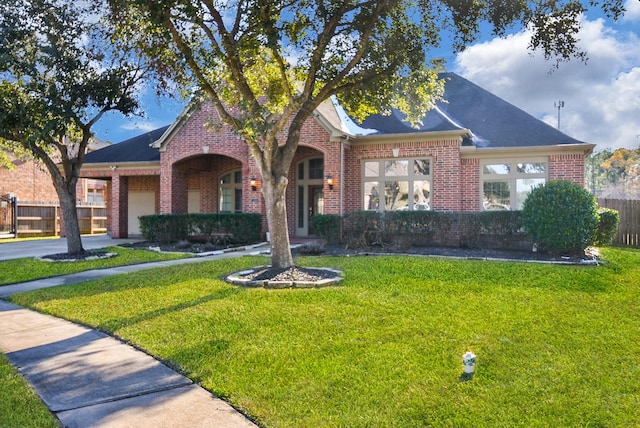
[
  {"x1": 139, "y1": 213, "x2": 262, "y2": 244},
  {"x1": 309, "y1": 214, "x2": 341, "y2": 244},
  {"x1": 521, "y1": 180, "x2": 598, "y2": 254},
  {"x1": 340, "y1": 210, "x2": 527, "y2": 250},
  {"x1": 594, "y1": 207, "x2": 620, "y2": 246}
]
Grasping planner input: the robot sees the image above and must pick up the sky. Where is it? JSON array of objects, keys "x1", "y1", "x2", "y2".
[{"x1": 92, "y1": 0, "x2": 640, "y2": 153}]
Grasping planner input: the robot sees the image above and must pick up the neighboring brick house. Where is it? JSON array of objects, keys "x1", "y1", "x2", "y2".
[
  {"x1": 81, "y1": 72, "x2": 594, "y2": 238},
  {"x1": 0, "y1": 138, "x2": 110, "y2": 203},
  {"x1": 1, "y1": 139, "x2": 110, "y2": 236}
]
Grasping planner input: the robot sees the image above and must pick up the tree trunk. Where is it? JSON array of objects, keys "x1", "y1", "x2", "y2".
[
  {"x1": 262, "y1": 174, "x2": 294, "y2": 269},
  {"x1": 47, "y1": 163, "x2": 84, "y2": 254},
  {"x1": 53, "y1": 179, "x2": 84, "y2": 255}
]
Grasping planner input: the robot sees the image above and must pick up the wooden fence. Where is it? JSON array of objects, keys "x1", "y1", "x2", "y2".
[
  {"x1": 597, "y1": 199, "x2": 640, "y2": 247},
  {"x1": 14, "y1": 201, "x2": 107, "y2": 238}
]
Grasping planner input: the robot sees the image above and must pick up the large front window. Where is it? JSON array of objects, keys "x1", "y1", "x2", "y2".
[
  {"x1": 482, "y1": 160, "x2": 547, "y2": 210},
  {"x1": 220, "y1": 170, "x2": 242, "y2": 212},
  {"x1": 363, "y1": 158, "x2": 432, "y2": 212}
]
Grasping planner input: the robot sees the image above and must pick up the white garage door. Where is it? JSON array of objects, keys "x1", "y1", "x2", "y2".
[{"x1": 128, "y1": 191, "x2": 156, "y2": 236}]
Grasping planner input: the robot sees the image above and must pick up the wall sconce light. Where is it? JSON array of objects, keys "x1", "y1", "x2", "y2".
[
  {"x1": 250, "y1": 177, "x2": 258, "y2": 191},
  {"x1": 326, "y1": 175, "x2": 334, "y2": 190}
]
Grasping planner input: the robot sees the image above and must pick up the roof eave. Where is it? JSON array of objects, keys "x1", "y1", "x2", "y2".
[
  {"x1": 350, "y1": 128, "x2": 472, "y2": 144},
  {"x1": 461, "y1": 142, "x2": 596, "y2": 158}
]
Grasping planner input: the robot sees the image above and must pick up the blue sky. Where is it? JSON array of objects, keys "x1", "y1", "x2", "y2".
[{"x1": 92, "y1": 0, "x2": 640, "y2": 152}]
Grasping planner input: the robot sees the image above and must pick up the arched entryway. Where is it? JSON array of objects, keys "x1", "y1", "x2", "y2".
[{"x1": 169, "y1": 155, "x2": 245, "y2": 214}]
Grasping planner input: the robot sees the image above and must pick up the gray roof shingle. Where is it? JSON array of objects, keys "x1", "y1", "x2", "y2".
[
  {"x1": 83, "y1": 125, "x2": 169, "y2": 164},
  {"x1": 355, "y1": 72, "x2": 585, "y2": 148}
]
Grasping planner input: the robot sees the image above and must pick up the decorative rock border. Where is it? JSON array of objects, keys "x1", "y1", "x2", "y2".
[
  {"x1": 36, "y1": 252, "x2": 118, "y2": 263},
  {"x1": 226, "y1": 266, "x2": 344, "y2": 289}
]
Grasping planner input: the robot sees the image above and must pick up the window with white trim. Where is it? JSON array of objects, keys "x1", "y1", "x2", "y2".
[
  {"x1": 363, "y1": 158, "x2": 432, "y2": 212},
  {"x1": 219, "y1": 170, "x2": 242, "y2": 212},
  {"x1": 481, "y1": 160, "x2": 547, "y2": 210}
]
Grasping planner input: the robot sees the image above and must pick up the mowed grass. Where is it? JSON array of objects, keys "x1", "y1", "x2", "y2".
[
  {"x1": 7, "y1": 248, "x2": 640, "y2": 427},
  {"x1": 0, "y1": 246, "x2": 191, "y2": 286},
  {"x1": 0, "y1": 353, "x2": 60, "y2": 428}
]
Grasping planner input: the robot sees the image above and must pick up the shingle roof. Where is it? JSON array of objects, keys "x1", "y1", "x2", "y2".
[
  {"x1": 354, "y1": 72, "x2": 585, "y2": 148},
  {"x1": 83, "y1": 125, "x2": 169, "y2": 164},
  {"x1": 85, "y1": 73, "x2": 586, "y2": 166}
]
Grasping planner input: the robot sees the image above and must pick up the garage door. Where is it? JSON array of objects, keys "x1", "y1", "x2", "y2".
[{"x1": 128, "y1": 191, "x2": 156, "y2": 236}]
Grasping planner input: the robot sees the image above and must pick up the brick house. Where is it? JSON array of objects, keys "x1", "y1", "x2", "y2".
[
  {"x1": 81, "y1": 72, "x2": 594, "y2": 239},
  {"x1": 1, "y1": 139, "x2": 110, "y2": 236}
]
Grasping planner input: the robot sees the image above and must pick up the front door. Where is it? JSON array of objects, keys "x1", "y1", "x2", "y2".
[
  {"x1": 295, "y1": 157, "x2": 324, "y2": 237},
  {"x1": 308, "y1": 185, "x2": 324, "y2": 236}
]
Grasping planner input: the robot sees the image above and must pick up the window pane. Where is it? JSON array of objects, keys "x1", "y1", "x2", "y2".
[
  {"x1": 220, "y1": 173, "x2": 231, "y2": 184},
  {"x1": 483, "y1": 164, "x2": 511, "y2": 175},
  {"x1": 309, "y1": 158, "x2": 324, "y2": 179},
  {"x1": 364, "y1": 161, "x2": 379, "y2": 177},
  {"x1": 516, "y1": 178, "x2": 545, "y2": 209},
  {"x1": 483, "y1": 181, "x2": 511, "y2": 210},
  {"x1": 517, "y1": 163, "x2": 546, "y2": 174},
  {"x1": 298, "y1": 186, "x2": 305, "y2": 226},
  {"x1": 234, "y1": 188, "x2": 242, "y2": 212},
  {"x1": 385, "y1": 160, "x2": 408, "y2": 177},
  {"x1": 298, "y1": 162, "x2": 304, "y2": 180},
  {"x1": 414, "y1": 159, "x2": 430, "y2": 176},
  {"x1": 234, "y1": 170, "x2": 242, "y2": 183},
  {"x1": 220, "y1": 188, "x2": 232, "y2": 212},
  {"x1": 385, "y1": 181, "x2": 409, "y2": 211},
  {"x1": 413, "y1": 180, "x2": 431, "y2": 211},
  {"x1": 364, "y1": 182, "x2": 380, "y2": 211}
]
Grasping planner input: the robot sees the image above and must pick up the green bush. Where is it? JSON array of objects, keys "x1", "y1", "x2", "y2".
[
  {"x1": 340, "y1": 210, "x2": 526, "y2": 250},
  {"x1": 309, "y1": 214, "x2": 341, "y2": 243},
  {"x1": 594, "y1": 208, "x2": 620, "y2": 246},
  {"x1": 521, "y1": 181, "x2": 598, "y2": 254},
  {"x1": 139, "y1": 214, "x2": 190, "y2": 243},
  {"x1": 139, "y1": 213, "x2": 262, "y2": 244}
]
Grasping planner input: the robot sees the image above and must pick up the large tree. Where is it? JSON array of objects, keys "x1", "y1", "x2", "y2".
[
  {"x1": 0, "y1": 0, "x2": 157, "y2": 254},
  {"x1": 110, "y1": 0, "x2": 624, "y2": 269}
]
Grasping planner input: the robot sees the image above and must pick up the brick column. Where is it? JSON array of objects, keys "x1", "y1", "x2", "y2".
[{"x1": 110, "y1": 175, "x2": 128, "y2": 238}]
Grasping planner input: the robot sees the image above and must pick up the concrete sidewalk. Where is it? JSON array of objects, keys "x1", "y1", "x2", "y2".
[{"x1": 0, "y1": 244, "x2": 267, "y2": 427}]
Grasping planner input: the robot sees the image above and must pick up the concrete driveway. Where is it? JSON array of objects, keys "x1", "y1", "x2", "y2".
[{"x1": 0, "y1": 235, "x2": 142, "y2": 261}]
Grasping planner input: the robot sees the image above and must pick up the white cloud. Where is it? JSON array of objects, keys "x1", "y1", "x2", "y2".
[
  {"x1": 454, "y1": 16, "x2": 640, "y2": 151},
  {"x1": 623, "y1": 0, "x2": 640, "y2": 21}
]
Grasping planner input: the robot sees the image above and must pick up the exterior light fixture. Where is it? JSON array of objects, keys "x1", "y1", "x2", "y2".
[
  {"x1": 326, "y1": 175, "x2": 334, "y2": 190},
  {"x1": 250, "y1": 177, "x2": 258, "y2": 191}
]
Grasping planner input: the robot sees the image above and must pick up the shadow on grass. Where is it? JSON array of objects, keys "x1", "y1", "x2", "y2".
[{"x1": 98, "y1": 287, "x2": 241, "y2": 333}]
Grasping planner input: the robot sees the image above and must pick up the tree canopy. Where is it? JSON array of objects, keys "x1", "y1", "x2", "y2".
[
  {"x1": 0, "y1": 0, "x2": 158, "y2": 253},
  {"x1": 108, "y1": 0, "x2": 626, "y2": 268}
]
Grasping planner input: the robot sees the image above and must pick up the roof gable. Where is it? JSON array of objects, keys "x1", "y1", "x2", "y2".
[{"x1": 83, "y1": 126, "x2": 169, "y2": 164}]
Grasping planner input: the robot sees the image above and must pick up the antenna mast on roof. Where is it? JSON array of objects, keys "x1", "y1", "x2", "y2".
[{"x1": 554, "y1": 100, "x2": 564, "y2": 130}]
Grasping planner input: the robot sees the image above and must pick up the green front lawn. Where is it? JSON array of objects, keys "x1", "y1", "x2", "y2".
[
  {"x1": 0, "y1": 246, "x2": 192, "y2": 286},
  {"x1": 0, "y1": 353, "x2": 60, "y2": 427},
  {"x1": 7, "y1": 248, "x2": 640, "y2": 427}
]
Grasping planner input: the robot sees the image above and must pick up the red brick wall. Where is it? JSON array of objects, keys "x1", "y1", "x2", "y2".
[
  {"x1": 160, "y1": 102, "x2": 340, "y2": 237},
  {"x1": 549, "y1": 153, "x2": 585, "y2": 186},
  {"x1": 461, "y1": 158, "x2": 480, "y2": 211},
  {"x1": 343, "y1": 139, "x2": 464, "y2": 213},
  {"x1": 0, "y1": 159, "x2": 57, "y2": 202}
]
